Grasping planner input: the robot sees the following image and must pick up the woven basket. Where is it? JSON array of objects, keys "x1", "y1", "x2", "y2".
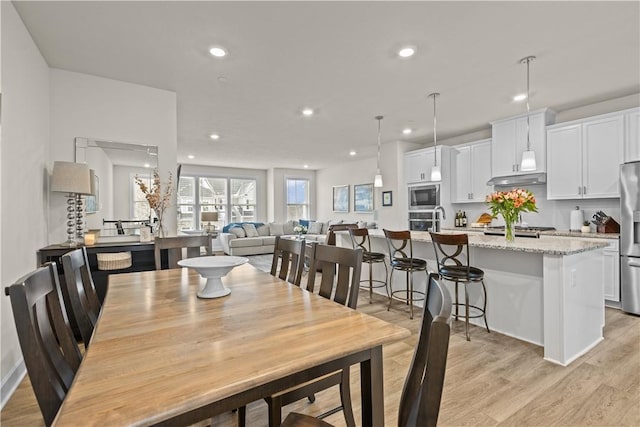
[{"x1": 96, "y1": 252, "x2": 132, "y2": 271}]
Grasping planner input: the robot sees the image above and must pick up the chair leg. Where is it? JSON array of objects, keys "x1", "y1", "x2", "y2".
[
  {"x1": 464, "y1": 282, "x2": 470, "y2": 341},
  {"x1": 307, "y1": 394, "x2": 316, "y2": 403},
  {"x1": 481, "y1": 280, "x2": 490, "y2": 333},
  {"x1": 368, "y1": 261, "x2": 374, "y2": 304},
  {"x1": 383, "y1": 261, "x2": 390, "y2": 299},
  {"x1": 454, "y1": 281, "x2": 460, "y2": 320},
  {"x1": 339, "y1": 369, "x2": 356, "y2": 427},
  {"x1": 408, "y1": 271, "x2": 414, "y2": 320},
  {"x1": 387, "y1": 269, "x2": 395, "y2": 312}
]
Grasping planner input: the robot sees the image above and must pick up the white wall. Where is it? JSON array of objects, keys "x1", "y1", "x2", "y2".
[
  {"x1": 1, "y1": 1, "x2": 50, "y2": 406},
  {"x1": 84, "y1": 145, "x2": 114, "y2": 230},
  {"x1": 49, "y1": 69, "x2": 177, "y2": 243}
]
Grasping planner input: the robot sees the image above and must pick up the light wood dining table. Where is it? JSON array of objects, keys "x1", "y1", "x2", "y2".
[{"x1": 53, "y1": 263, "x2": 410, "y2": 426}]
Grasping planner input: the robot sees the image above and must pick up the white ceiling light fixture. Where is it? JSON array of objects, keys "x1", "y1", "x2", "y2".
[
  {"x1": 374, "y1": 115, "x2": 384, "y2": 188},
  {"x1": 302, "y1": 108, "x2": 314, "y2": 116},
  {"x1": 513, "y1": 93, "x2": 527, "y2": 102},
  {"x1": 428, "y1": 92, "x2": 442, "y2": 182},
  {"x1": 188, "y1": 154, "x2": 195, "y2": 159},
  {"x1": 209, "y1": 133, "x2": 220, "y2": 140},
  {"x1": 520, "y1": 55, "x2": 537, "y2": 172},
  {"x1": 349, "y1": 150, "x2": 357, "y2": 156},
  {"x1": 209, "y1": 46, "x2": 227, "y2": 57},
  {"x1": 303, "y1": 164, "x2": 309, "y2": 169},
  {"x1": 398, "y1": 46, "x2": 416, "y2": 58},
  {"x1": 402, "y1": 128, "x2": 412, "y2": 135}
]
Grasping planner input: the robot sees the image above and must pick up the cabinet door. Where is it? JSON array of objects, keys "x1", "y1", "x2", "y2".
[
  {"x1": 582, "y1": 115, "x2": 624, "y2": 198},
  {"x1": 452, "y1": 146, "x2": 471, "y2": 203},
  {"x1": 404, "y1": 151, "x2": 427, "y2": 184},
  {"x1": 516, "y1": 113, "x2": 547, "y2": 173},
  {"x1": 470, "y1": 141, "x2": 492, "y2": 202},
  {"x1": 547, "y1": 124, "x2": 582, "y2": 199},
  {"x1": 625, "y1": 109, "x2": 640, "y2": 162},
  {"x1": 603, "y1": 240, "x2": 620, "y2": 302},
  {"x1": 491, "y1": 120, "x2": 517, "y2": 177}
]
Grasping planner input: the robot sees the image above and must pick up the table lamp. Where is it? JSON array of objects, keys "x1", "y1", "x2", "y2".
[
  {"x1": 51, "y1": 161, "x2": 91, "y2": 246},
  {"x1": 201, "y1": 211, "x2": 219, "y2": 233}
]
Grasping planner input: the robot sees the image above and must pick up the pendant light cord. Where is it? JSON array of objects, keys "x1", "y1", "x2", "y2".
[
  {"x1": 428, "y1": 92, "x2": 440, "y2": 168},
  {"x1": 523, "y1": 56, "x2": 535, "y2": 152},
  {"x1": 375, "y1": 115, "x2": 383, "y2": 171}
]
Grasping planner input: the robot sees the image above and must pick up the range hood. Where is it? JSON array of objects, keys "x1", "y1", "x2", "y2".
[{"x1": 487, "y1": 172, "x2": 546, "y2": 186}]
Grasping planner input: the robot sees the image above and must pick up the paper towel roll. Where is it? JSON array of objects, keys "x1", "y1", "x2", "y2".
[{"x1": 570, "y1": 207, "x2": 584, "y2": 231}]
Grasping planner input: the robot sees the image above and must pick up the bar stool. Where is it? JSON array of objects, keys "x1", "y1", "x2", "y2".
[
  {"x1": 383, "y1": 229, "x2": 427, "y2": 319},
  {"x1": 349, "y1": 228, "x2": 389, "y2": 303},
  {"x1": 430, "y1": 232, "x2": 490, "y2": 341}
]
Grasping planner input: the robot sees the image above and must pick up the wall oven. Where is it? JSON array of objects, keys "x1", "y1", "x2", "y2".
[
  {"x1": 409, "y1": 211, "x2": 440, "y2": 232},
  {"x1": 408, "y1": 184, "x2": 440, "y2": 211}
]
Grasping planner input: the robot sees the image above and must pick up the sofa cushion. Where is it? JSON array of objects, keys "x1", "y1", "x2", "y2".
[
  {"x1": 243, "y1": 223, "x2": 259, "y2": 237},
  {"x1": 308, "y1": 221, "x2": 323, "y2": 234},
  {"x1": 261, "y1": 236, "x2": 277, "y2": 245},
  {"x1": 257, "y1": 224, "x2": 270, "y2": 236},
  {"x1": 328, "y1": 219, "x2": 343, "y2": 226},
  {"x1": 269, "y1": 222, "x2": 284, "y2": 236},
  {"x1": 229, "y1": 227, "x2": 246, "y2": 238},
  {"x1": 229, "y1": 237, "x2": 263, "y2": 248},
  {"x1": 283, "y1": 221, "x2": 296, "y2": 235}
]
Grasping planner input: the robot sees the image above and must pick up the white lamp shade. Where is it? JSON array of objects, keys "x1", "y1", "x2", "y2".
[
  {"x1": 374, "y1": 173, "x2": 383, "y2": 188},
  {"x1": 430, "y1": 166, "x2": 442, "y2": 182},
  {"x1": 89, "y1": 169, "x2": 97, "y2": 196},
  {"x1": 51, "y1": 161, "x2": 91, "y2": 194},
  {"x1": 520, "y1": 150, "x2": 537, "y2": 172}
]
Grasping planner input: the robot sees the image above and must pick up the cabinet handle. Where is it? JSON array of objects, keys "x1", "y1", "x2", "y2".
[
  {"x1": 578, "y1": 186, "x2": 582, "y2": 195},
  {"x1": 583, "y1": 186, "x2": 587, "y2": 195}
]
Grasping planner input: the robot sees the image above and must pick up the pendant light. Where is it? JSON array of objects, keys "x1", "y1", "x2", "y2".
[
  {"x1": 520, "y1": 55, "x2": 537, "y2": 172},
  {"x1": 374, "y1": 115, "x2": 384, "y2": 187},
  {"x1": 428, "y1": 92, "x2": 442, "y2": 182}
]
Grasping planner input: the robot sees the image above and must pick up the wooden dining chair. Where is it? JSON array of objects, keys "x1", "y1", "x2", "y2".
[
  {"x1": 281, "y1": 272, "x2": 452, "y2": 427},
  {"x1": 154, "y1": 235, "x2": 212, "y2": 270},
  {"x1": 4, "y1": 262, "x2": 83, "y2": 426},
  {"x1": 270, "y1": 236, "x2": 306, "y2": 286},
  {"x1": 61, "y1": 247, "x2": 101, "y2": 348},
  {"x1": 264, "y1": 244, "x2": 363, "y2": 427}
]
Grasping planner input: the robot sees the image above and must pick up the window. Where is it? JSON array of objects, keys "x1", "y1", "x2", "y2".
[
  {"x1": 177, "y1": 175, "x2": 257, "y2": 231},
  {"x1": 286, "y1": 178, "x2": 309, "y2": 221}
]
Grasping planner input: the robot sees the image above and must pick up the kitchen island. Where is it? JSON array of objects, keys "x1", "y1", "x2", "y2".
[{"x1": 338, "y1": 230, "x2": 609, "y2": 366}]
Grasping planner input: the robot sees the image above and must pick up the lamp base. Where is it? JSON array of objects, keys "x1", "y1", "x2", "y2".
[{"x1": 61, "y1": 239, "x2": 79, "y2": 247}]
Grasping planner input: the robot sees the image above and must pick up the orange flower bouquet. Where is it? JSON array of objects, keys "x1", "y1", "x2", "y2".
[
  {"x1": 136, "y1": 170, "x2": 173, "y2": 237},
  {"x1": 486, "y1": 188, "x2": 537, "y2": 241}
]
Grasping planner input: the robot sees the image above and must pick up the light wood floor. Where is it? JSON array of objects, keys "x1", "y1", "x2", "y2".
[{"x1": 2, "y1": 259, "x2": 639, "y2": 426}]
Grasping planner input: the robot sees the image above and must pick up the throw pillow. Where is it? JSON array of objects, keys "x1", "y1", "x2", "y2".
[
  {"x1": 367, "y1": 222, "x2": 377, "y2": 229},
  {"x1": 328, "y1": 219, "x2": 343, "y2": 226},
  {"x1": 299, "y1": 219, "x2": 311, "y2": 228},
  {"x1": 357, "y1": 221, "x2": 367, "y2": 229},
  {"x1": 256, "y1": 224, "x2": 270, "y2": 236},
  {"x1": 242, "y1": 223, "x2": 259, "y2": 237},
  {"x1": 308, "y1": 222, "x2": 323, "y2": 234},
  {"x1": 229, "y1": 227, "x2": 246, "y2": 238},
  {"x1": 283, "y1": 221, "x2": 296, "y2": 235},
  {"x1": 269, "y1": 222, "x2": 284, "y2": 236}
]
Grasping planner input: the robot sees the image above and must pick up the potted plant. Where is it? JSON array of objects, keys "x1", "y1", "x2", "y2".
[{"x1": 581, "y1": 221, "x2": 591, "y2": 233}]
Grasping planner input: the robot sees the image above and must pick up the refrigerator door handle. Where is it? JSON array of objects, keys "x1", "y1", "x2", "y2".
[{"x1": 629, "y1": 262, "x2": 640, "y2": 268}]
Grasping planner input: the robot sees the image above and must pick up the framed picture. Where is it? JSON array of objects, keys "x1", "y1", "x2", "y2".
[
  {"x1": 382, "y1": 191, "x2": 392, "y2": 207},
  {"x1": 332, "y1": 185, "x2": 349, "y2": 212},
  {"x1": 354, "y1": 183, "x2": 374, "y2": 213},
  {"x1": 85, "y1": 174, "x2": 99, "y2": 214}
]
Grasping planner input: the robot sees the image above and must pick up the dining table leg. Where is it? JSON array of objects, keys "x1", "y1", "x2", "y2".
[{"x1": 360, "y1": 345, "x2": 384, "y2": 427}]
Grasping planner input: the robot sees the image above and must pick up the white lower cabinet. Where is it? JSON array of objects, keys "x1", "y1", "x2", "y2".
[
  {"x1": 603, "y1": 239, "x2": 620, "y2": 302},
  {"x1": 452, "y1": 139, "x2": 492, "y2": 203}
]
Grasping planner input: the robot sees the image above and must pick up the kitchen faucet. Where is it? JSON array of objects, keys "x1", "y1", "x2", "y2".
[
  {"x1": 433, "y1": 205, "x2": 446, "y2": 220},
  {"x1": 428, "y1": 206, "x2": 446, "y2": 232}
]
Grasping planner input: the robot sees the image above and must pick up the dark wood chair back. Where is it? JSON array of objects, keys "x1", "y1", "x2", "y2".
[
  {"x1": 348, "y1": 227, "x2": 372, "y2": 252},
  {"x1": 154, "y1": 235, "x2": 212, "y2": 270},
  {"x1": 307, "y1": 244, "x2": 363, "y2": 308},
  {"x1": 326, "y1": 223, "x2": 358, "y2": 246},
  {"x1": 430, "y1": 232, "x2": 470, "y2": 273},
  {"x1": 398, "y1": 273, "x2": 452, "y2": 427},
  {"x1": 270, "y1": 236, "x2": 306, "y2": 286},
  {"x1": 61, "y1": 247, "x2": 101, "y2": 348},
  {"x1": 4, "y1": 262, "x2": 83, "y2": 426},
  {"x1": 383, "y1": 229, "x2": 424, "y2": 268}
]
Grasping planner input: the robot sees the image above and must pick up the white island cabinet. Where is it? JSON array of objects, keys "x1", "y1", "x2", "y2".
[{"x1": 336, "y1": 230, "x2": 608, "y2": 366}]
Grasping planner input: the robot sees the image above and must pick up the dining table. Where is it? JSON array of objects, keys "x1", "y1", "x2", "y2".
[{"x1": 53, "y1": 262, "x2": 410, "y2": 426}]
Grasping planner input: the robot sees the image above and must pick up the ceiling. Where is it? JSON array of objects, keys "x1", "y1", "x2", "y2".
[{"x1": 14, "y1": 1, "x2": 640, "y2": 170}]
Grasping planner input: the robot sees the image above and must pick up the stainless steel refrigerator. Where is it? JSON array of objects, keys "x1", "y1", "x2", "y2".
[{"x1": 621, "y1": 161, "x2": 640, "y2": 315}]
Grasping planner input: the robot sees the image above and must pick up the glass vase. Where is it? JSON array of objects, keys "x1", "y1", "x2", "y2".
[{"x1": 504, "y1": 219, "x2": 515, "y2": 243}]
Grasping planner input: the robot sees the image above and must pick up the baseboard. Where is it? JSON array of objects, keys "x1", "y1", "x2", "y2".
[{"x1": 1, "y1": 359, "x2": 26, "y2": 409}]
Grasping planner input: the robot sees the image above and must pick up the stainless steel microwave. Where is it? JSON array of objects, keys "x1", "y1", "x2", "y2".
[{"x1": 408, "y1": 184, "x2": 440, "y2": 211}]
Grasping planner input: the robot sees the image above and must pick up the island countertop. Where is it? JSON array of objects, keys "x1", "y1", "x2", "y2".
[
  {"x1": 441, "y1": 226, "x2": 620, "y2": 240},
  {"x1": 366, "y1": 229, "x2": 609, "y2": 256}
]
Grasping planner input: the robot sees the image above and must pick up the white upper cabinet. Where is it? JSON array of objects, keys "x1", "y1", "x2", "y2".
[
  {"x1": 452, "y1": 139, "x2": 492, "y2": 203},
  {"x1": 404, "y1": 147, "x2": 441, "y2": 184},
  {"x1": 547, "y1": 112, "x2": 624, "y2": 200},
  {"x1": 625, "y1": 107, "x2": 640, "y2": 162},
  {"x1": 490, "y1": 109, "x2": 556, "y2": 177}
]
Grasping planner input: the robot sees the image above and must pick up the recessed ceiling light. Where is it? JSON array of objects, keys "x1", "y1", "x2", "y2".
[
  {"x1": 398, "y1": 46, "x2": 416, "y2": 58},
  {"x1": 349, "y1": 150, "x2": 357, "y2": 156},
  {"x1": 187, "y1": 154, "x2": 195, "y2": 159},
  {"x1": 144, "y1": 163, "x2": 150, "y2": 168},
  {"x1": 402, "y1": 128, "x2": 413, "y2": 135},
  {"x1": 209, "y1": 47, "x2": 227, "y2": 57},
  {"x1": 303, "y1": 164, "x2": 309, "y2": 169},
  {"x1": 513, "y1": 93, "x2": 527, "y2": 102},
  {"x1": 302, "y1": 108, "x2": 314, "y2": 116},
  {"x1": 209, "y1": 133, "x2": 220, "y2": 140}
]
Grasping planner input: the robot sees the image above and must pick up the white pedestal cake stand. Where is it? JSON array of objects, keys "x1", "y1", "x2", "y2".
[{"x1": 177, "y1": 256, "x2": 249, "y2": 299}]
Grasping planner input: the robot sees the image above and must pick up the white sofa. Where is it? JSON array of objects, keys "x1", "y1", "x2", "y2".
[{"x1": 219, "y1": 220, "x2": 376, "y2": 256}]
